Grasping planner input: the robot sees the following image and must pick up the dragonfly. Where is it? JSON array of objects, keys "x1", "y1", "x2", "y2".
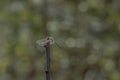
[
  {"x1": 36, "y1": 36, "x2": 55, "y2": 47},
  {"x1": 36, "y1": 37, "x2": 63, "y2": 51},
  {"x1": 36, "y1": 30, "x2": 63, "y2": 50}
]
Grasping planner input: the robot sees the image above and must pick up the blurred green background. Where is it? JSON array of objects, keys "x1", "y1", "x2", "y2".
[{"x1": 0, "y1": 0, "x2": 120, "y2": 80}]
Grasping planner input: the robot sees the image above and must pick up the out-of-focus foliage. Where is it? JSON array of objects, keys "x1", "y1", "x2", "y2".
[{"x1": 0, "y1": 0, "x2": 120, "y2": 80}]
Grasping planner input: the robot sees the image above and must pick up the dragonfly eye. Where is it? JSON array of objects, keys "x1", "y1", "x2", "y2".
[{"x1": 48, "y1": 36, "x2": 55, "y2": 44}]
